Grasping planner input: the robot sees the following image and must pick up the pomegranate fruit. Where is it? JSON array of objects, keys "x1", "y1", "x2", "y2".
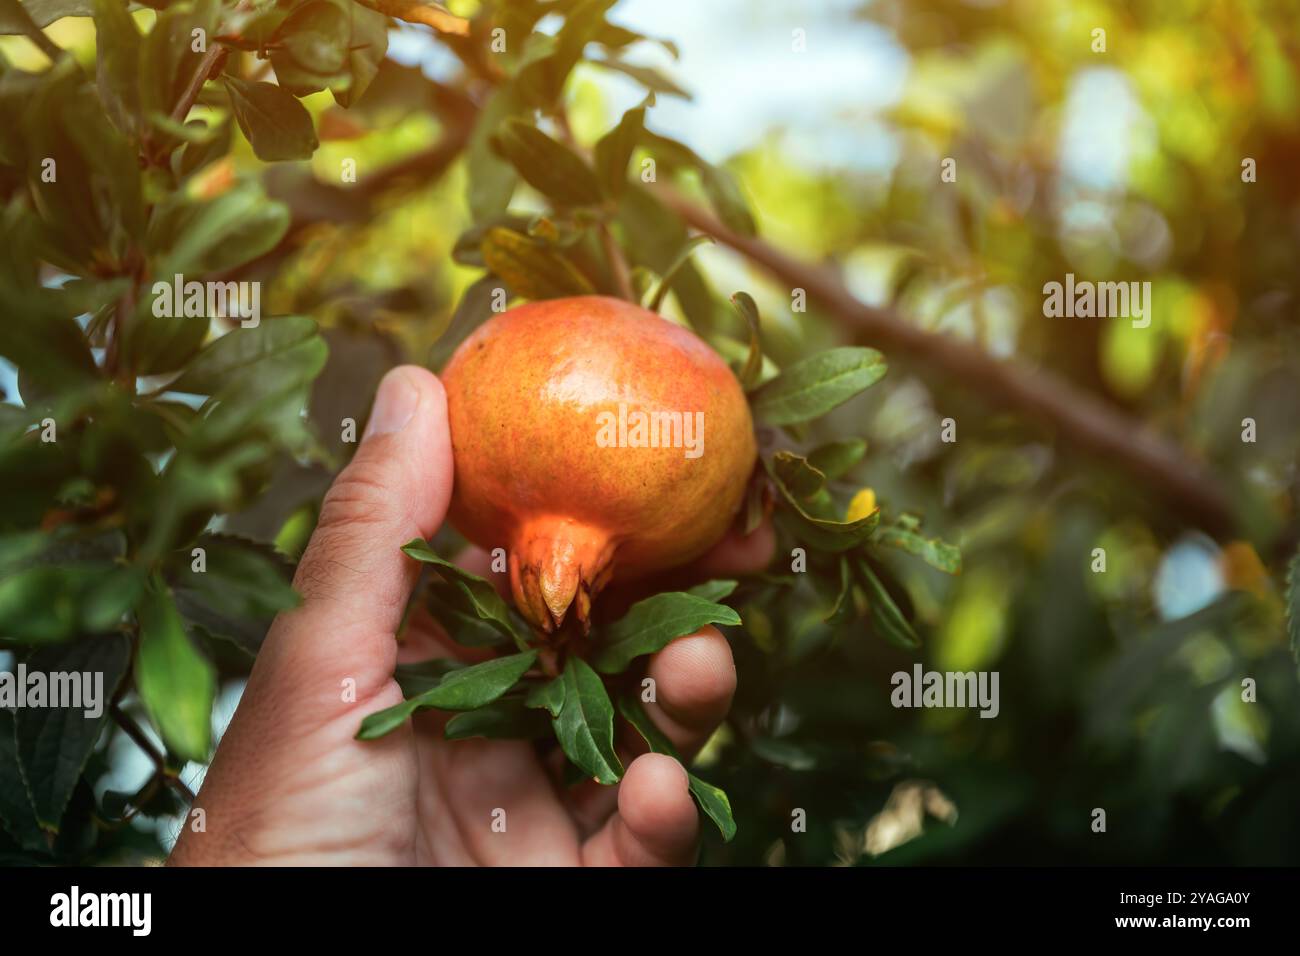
[{"x1": 442, "y1": 296, "x2": 757, "y2": 637}]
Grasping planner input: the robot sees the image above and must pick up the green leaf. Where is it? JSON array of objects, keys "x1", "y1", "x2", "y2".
[
  {"x1": 854, "y1": 559, "x2": 920, "y2": 650},
  {"x1": 136, "y1": 578, "x2": 217, "y2": 761},
  {"x1": 0, "y1": 564, "x2": 120, "y2": 644},
  {"x1": 92, "y1": 0, "x2": 141, "y2": 136},
  {"x1": 618, "y1": 695, "x2": 736, "y2": 841},
  {"x1": 645, "y1": 234, "x2": 713, "y2": 313},
  {"x1": 147, "y1": 181, "x2": 291, "y2": 276},
  {"x1": 170, "y1": 116, "x2": 232, "y2": 179},
  {"x1": 750, "y1": 347, "x2": 887, "y2": 426},
  {"x1": 425, "y1": 581, "x2": 513, "y2": 648},
  {"x1": 751, "y1": 736, "x2": 817, "y2": 770},
  {"x1": 525, "y1": 676, "x2": 565, "y2": 717},
  {"x1": 63, "y1": 87, "x2": 145, "y2": 240},
  {"x1": 699, "y1": 162, "x2": 756, "y2": 236},
  {"x1": 593, "y1": 591, "x2": 741, "y2": 674},
  {"x1": 878, "y1": 523, "x2": 963, "y2": 575},
  {"x1": 466, "y1": 86, "x2": 522, "y2": 219},
  {"x1": 493, "y1": 119, "x2": 602, "y2": 207},
  {"x1": 82, "y1": 565, "x2": 147, "y2": 631},
  {"x1": 807, "y1": 439, "x2": 867, "y2": 480},
  {"x1": 0, "y1": 710, "x2": 45, "y2": 852},
  {"x1": 823, "y1": 556, "x2": 854, "y2": 625},
  {"x1": 514, "y1": 0, "x2": 614, "y2": 106},
  {"x1": 139, "y1": 1, "x2": 220, "y2": 133},
  {"x1": 552, "y1": 657, "x2": 622, "y2": 785},
  {"x1": 728, "y1": 291, "x2": 765, "y2": 389},
  {"x1": 356, "y1": 651, "x2": 538, "y2": 739},
  {"x1": 686, "y1": 579, "x2": 738, "y2": 603},
  {"x1": 773, "y1": 451, "x2": 827, "y2": 500},
  {"x1": 588, "y1": 55, "x2": 691, "y2": 99},
  {"x1": 223, "y1": 76, "x2": 319, "y2": 161},
  {"x1": 335, "y1": 2, "x2": 389, "y2": 107},
  {"x1": 617, "y1": 185, "x2": 717, "y2": 328},
  {"x1": 401, "y1": 539, "x2": 524, "y2": 647},
  {"x1": 393, "y1": 658, "x2": 465, "y2": 698},
  {"x1": 594, "y1": 102, "x2": 647, "y2": 200},
  {"x1": 481, "y1": 226, "x2": 595, "y2": 300},
  {"x1": 1, "y1": 0, "x2": 91, "y2": 31},
  {"x1": 170, "y1": 534, "x2": 299, "y2": 657},
  {"x1": 408, "y1": 651, "x2": 537, "y2": 712},
  {"x1": 0, "y1": 738, "x2": 45, "y2": 852},
  {"x1": 11, "y1": 64, "x2": 104, "y2": 267},
  {"x1": 13, "y1": 634, "x2": 131, "y2": 830},
  {"x1": 281, "y1": 1, "x2": 350, "y2": 76},
  {"x1": 168, "y1": 315, "x2": 322, "y2": 397},
  {"x1": 125, "y1": 309, "x2": 208, "y2": 378},
  {"x1": 444, "y1": 697, "x2": 551, "y2": 741},
  {"x1": 429, "y1": 276, "x2": 505, "y2": 370},
  {"x1": 267, "y1": 0, "x2": 387, "y2": 106}
]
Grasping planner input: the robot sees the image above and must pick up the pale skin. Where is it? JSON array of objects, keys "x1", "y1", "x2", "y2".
[{"x1": 169, "y1": 365, "x2": 773, "y2": 866}]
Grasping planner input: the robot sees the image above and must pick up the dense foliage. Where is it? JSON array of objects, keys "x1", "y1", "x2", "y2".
[{"x1": 1, "y1": 0, "x2": 1298, "y2": 865}]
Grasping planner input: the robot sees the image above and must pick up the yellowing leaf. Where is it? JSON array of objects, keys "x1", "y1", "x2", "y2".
[{"x1": 481, "y1": 227, "x2": 594, "y2": 300}]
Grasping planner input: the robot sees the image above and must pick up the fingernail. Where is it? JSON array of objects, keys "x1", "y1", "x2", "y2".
[{"x1": 363, "y1": 369, "x2": 420, "y2": 440}]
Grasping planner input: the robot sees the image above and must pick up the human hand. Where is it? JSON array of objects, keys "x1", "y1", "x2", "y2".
[{"x1": 169, "y1": 365, "x2": 773, "y2": 866}]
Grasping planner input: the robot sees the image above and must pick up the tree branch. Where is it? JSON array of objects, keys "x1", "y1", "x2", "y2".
[
  {"x1": 652, "y1": 184, "x2": 1238, "y2": 537},
  {"x1": 171, "y1": 42, "x2": 229, "y2": 126}
]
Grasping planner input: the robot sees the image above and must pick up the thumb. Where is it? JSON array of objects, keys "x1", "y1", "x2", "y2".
[{"x1": 262, "y1": 365, "x2": 453, "y2": 699}]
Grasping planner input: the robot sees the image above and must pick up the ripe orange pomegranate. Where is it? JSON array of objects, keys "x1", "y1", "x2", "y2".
[{"x1": 442, "y1": 296, "x2": 757, "y2": 637}]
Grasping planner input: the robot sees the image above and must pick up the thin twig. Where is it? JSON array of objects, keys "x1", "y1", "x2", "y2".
[
  {"x1": 652, "y1": 183, "x2": 1238, "y2": 537},
  {"x1": 171, "y1": 43, "x2": 229, "y2": 125},
  {"x1": 21, "y1": 15, "x2": 63, "y2": 62},
  {"x1": 600, "y1": 222, "x2": 635, "y2": 300},
  {"x1": 110, "y1": 705, "x2": 198, "y2": 804}
]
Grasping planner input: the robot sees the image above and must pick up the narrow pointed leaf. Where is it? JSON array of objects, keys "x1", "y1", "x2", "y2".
[
  {"x1": 357, "y1": 650, "x2": 538, "y2": 739},
  {"x1": 401, "y1": 539, "x2": 523, "y2": 645},
  {"x1": 494, "y1": 119, "x2": 601, "y2": 207},
  {"x1": 877, "y1": 524, "x2": 963, "y2": 575},
  {"x1": 593, "y1": 591, "x2": 741, "y2": 674},
  {"x1": 854, "y1": 559, "x2": 920, "y2": 650},
  {"x1": 686, "y1": 580, "x2": 738, "y2": 603},
  {"x1": 750, "y1": 347, "x2": 886, "y2": 426},
  {"x1": 136, "y1": 579, "x2": 217, "y2": 762},
  {"x1": 729, "y1": 291, "x2": 764, "y2": 389},
  {"x1": 444, "y1": 697, "x2": 551, "y2": 741},
  {"x1": 619, "y1": 695, "x2": 736, "y2": 841},
  {"x1": 525, "y1": 676, "x2": 565, "y2": 717},
  {"x1": 552, "y1": 657, "x2": 622, "y2": 784}
]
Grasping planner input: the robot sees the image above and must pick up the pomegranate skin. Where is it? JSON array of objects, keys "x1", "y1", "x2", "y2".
[{"x1": 441, "y1": 296, "x2": 757, "y2": 635}]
